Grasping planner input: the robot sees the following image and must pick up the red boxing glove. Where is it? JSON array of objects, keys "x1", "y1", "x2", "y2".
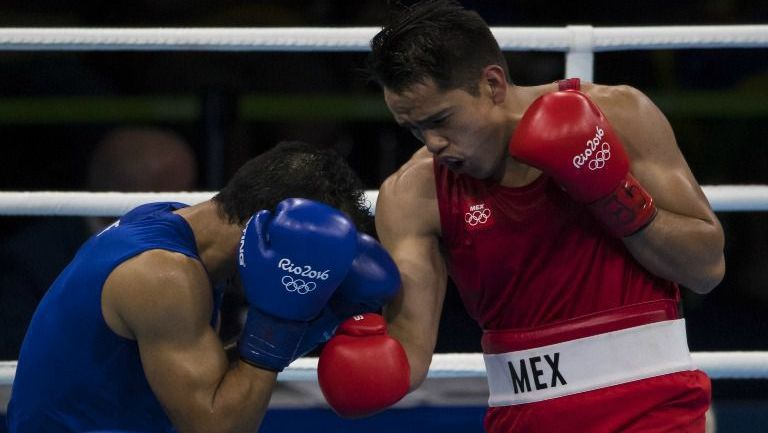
[
  {"x1": 318, "y1": 313, "x2": 409, "y2": 418},
  {"x1": 509, "y1": 90, "x2": 657, "y2": 237}
]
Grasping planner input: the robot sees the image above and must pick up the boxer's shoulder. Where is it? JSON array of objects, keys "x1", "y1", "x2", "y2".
[
  {"x1": 381, "y1": 146, "x2": 436, "y2": 201},
  {"x1": 377, "y1": 146, "x2": 440, "y2": 236},
  {"x1": 514, "y1": 82, "x2": 642, "y2": 117},
  {"x1": 112, "y1": 249, "x2": 206, "y2": 287},
  {"x1": 568, "y1": 83, "x2": 664, "y2": 154},
  {"x1": 580, "y1": 83, "x2": 650, "y2": 117},
  {"x1": 102, "y1": 249, "x2": 210, "y2": 340}
]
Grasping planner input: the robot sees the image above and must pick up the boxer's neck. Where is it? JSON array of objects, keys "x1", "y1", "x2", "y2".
[{"x1": 176, "y1": 201, "x2": 241, "y2": 281}]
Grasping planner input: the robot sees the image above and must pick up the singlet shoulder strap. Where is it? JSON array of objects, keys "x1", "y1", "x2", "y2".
[{"x1": 557, "y1": 78, "x2": 581, "y2": 91}]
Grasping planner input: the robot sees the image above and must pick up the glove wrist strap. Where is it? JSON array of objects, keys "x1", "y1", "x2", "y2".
[
  {"x1": 238, "y1": 308, "x2": 308, "y2": 372},
  {"x1": 587, "y1": 173, "x2": 657, "y2": 237}
]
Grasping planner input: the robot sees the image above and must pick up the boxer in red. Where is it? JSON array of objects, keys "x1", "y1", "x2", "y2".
[{"x1": 317, "y1": 1, "x2": 725, "y2": 431}]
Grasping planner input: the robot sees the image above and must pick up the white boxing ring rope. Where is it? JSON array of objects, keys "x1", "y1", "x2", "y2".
[
  {"x1": 0, "y1": 186, "x2": 766, "y2": 217},
  {"x1": 1, "y1": 25, "x2": 768, "y2": 81},
  {"x1": 2, "y1": 351, "x2": 768, "y2": 386},
  {"x1": 0, "y1": 25, "x2": 767, "y2": 389}
]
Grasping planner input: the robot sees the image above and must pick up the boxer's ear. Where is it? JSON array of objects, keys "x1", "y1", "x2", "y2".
[{"x1": 481, "y1": 65, "x2": 508, "y2": 105}]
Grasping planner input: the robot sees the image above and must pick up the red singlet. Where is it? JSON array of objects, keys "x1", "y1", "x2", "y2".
[
  {"x1": 433, "y1": 79, "x2": 710, "y2": 433},
  {"x1": 434, "y1": 160, "x2": 678, "y2": 330}
]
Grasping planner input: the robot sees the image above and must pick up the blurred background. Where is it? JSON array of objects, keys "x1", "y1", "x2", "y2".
[{"x1": 0, "y1": 1, "x2": 766, "y2": 432}]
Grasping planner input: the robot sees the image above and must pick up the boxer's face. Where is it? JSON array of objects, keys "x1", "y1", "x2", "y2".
[{"x1": 384, "y1": 78, "x2": 508, "y2": 179}]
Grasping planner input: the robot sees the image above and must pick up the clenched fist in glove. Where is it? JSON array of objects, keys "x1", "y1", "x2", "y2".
[
  {"x1": 509, "y1": 90, "x2": 657, "y2": 237},
  {"x1": 237, "y1": 198, "x2": 358, "y2": 372},
  {"x1": 318, "y1": 313, "x2": 409, "y2": 418}
]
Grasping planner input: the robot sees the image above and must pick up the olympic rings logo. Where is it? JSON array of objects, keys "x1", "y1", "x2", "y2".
[
  {"x1": 588, "y1": 143, "x2": 611, "y2": 171},
  {"x1": 572, "y1": 126, "x2": 611, "y2": 171},
  {"x1": 281, "y1": 275, "x2": 317, "y2": 295},
  {"x1": 464, "y1": 208, "x2": 491, "y2": 226}
]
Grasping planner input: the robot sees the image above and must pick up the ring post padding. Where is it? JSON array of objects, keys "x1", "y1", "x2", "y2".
[{"x1": 565, "y1": 25, "x2": 595, "y2": 81}]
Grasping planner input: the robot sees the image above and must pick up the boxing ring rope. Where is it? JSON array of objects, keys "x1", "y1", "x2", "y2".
[
  {"x1": 1, "y1": 25, "x2": 767, "y2": 81},
  {"x1": 0, "y1": 185, "x2": 766, "y2": 216},
  {"x1": 2, "y1": 351, "x2": 768, "y2": 386},
  {"x1": 1, "y1": 25, "x2": 767, "y2": 402}
]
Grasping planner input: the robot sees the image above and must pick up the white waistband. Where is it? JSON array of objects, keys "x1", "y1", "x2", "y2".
[{"x1": 483, "y1": 319, "x2": 695, "y2": 407}]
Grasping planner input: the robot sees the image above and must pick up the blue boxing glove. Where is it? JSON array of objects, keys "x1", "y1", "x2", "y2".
[
  {"x1": 331, "y1": 233, "x2": 401, "y2": 318},
  {"x1": 238, "y1": 198, "x2": 358, "y2": 371},
  {"x1": 293, "y1": 233, "x2": 401, "y2": 359}
]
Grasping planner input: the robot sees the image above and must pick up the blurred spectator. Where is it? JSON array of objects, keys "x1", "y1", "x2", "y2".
[{"x1": 0, "y1": 127, "x2": 198, "y2": 360}]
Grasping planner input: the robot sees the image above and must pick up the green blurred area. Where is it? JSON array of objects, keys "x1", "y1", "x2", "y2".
[{"x1": 0, "y1": 91, "x2": 764, "y2": 124}]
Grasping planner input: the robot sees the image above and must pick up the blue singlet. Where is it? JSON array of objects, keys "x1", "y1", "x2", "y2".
[{"x1": 7, "y1": 202, "x2": 222, "y2": 433}]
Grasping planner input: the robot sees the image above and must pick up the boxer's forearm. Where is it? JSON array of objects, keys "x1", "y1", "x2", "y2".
[
  {"x1": 213, "y1": 362, "x2": 277, "y2": 426},
  {"x1": 383, "y1": 285, "x2": 440, "y2": 390},
  {"x1": 386, "y1": 320, "x2": 435, "y2": 390},
  {"x1": 174, "y1": 362, "x2": 276, "y2": 433},
  {"x1": 380, "y1": 242, "x2": 447, "y2": 391},
  {"x1": 623, "y1": 208, "x2": 725, "y2": 294}
]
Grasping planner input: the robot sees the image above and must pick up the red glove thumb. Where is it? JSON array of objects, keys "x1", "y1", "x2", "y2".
[{"x1": 318, "y1": 313, "x2": 410, "y2": 418}]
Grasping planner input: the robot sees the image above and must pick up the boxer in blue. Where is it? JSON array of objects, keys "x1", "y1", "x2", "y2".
[{"x1": 7, "y1": 141, "x2": 401, "y2": 433}]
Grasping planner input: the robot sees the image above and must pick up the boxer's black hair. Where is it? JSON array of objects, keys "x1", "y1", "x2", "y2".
[
  {"x1": 367, "y1": 0, "x2": 509, "y2": 95},
  {"x1": 214, "y1": 141, "x2": 372, "y2": 234}
]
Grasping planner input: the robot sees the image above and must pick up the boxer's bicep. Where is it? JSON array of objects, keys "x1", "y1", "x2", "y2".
[
  {"x1": 600, "y1": 87, "x2": 725, "y2": 290},
  {"x1": 106, "y1": 252, "x2": 231, "y2": 432},
  {"x1": 604, "y1": 86, "x2": 716, "y2": 223}
]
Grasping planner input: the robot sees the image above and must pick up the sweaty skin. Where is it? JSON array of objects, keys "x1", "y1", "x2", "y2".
[{"x1": 377, "y1": 66, "x2": 725, "y2": 389}]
